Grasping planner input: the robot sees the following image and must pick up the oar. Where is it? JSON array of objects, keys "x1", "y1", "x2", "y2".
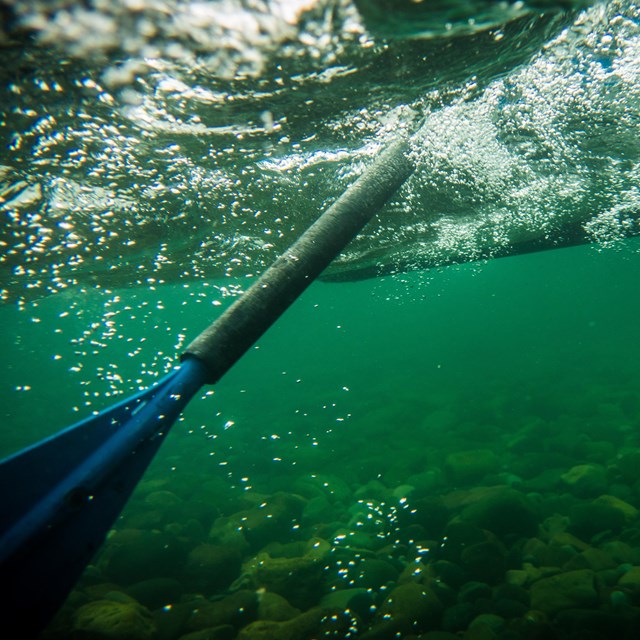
[{"x1": 0, "y1": 138, "x2": 414, "y2": 637}]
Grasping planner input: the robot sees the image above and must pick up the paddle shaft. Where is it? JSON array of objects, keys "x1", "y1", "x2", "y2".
[
  {"x1": 183, "y1": 138, "x2": 414, "y2": 381},
  {"x1": 0, "y1": 138, "x2": 413, "y2": 638}
]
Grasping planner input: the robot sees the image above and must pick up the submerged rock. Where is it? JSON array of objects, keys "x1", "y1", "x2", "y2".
[
  {"x1": 560, "y1": 464, "x2": 608, "y2": 498},
  {"x1": 292, "y1": 474, "x2": 353, "y2": 504},
  {"x1": 541, "y1": 536, "x2": 582, "y2": 568},
  {"x1": 395, "y1": 496, "x2": 450, "y2": 539},
  {"x1": 72, "y1": 598, "x2": 156, "y2": 640},
  {"x1": 236, "y1": 608, "x2": 353, "y2": 640},
  {"x1": 125, "y1": 577, "x2": 184, "y2": 611},
  {"x1": 301, "y1": 495, "x2": 334, "y2": 526},
  {"x1": 568, "y1": 502, "x2": 625, "y2": 541},
  {"x1": 365, "y1": 582, "x2": 443, "y2": 638},
  {"x1": 490, "y1": 594, "x2": 528, "y2": 620},
  {"x1": 144, "y1": 490, "x2": 183, "y2": 509},
  {"x1": 337, "y1": 556, "x2": 399, "y2": 590},
  {"x1": 230, "y1": 492, "x2": 307, "y2": 549},
  {"x1": 256, "y1": 591, "x2": 301, "y2": 621},
  {"x1": 437, "y1": 522, "x2": 487, "y2": 564},
  {"x1": 185, "y1": 544, "x2": 242, "y2": 593},
  {"x1": 208, "y1": 517, "x2": 250, "y2": 556},
  {"x1": 97, "y1": 529, "x2": 188, "y2": 585},
  {"x1": 150, "y1": 601, "x2": 196, "y2": 640},
  {"x1": 186, "y1": 590, "x2": 258, "y2": 632},
  {"x1": 593, "y1": 494, "x2": 639, "y2": 524},
  {"x1": 178, "y1": 625, "x2": 236, "y2": 640},
  {"x1": 600, "y1": 540, "x2": 640, "y2": 565},
  {"x1": 468, "y1": 613, "x2": 506, "y2": 634},
  {"x1": 250, "y1": 554, "x2": 324, "y2": 607},
  {"x1": 457, "y1": 581, "x2": 492, "y2": 604},
  {"x1": 441, "y1": 601, "x2": 476, "y2": 632},
  {"x1": 615, "y1": 449, "x2": 640, "y2": 485},
  {"x1": 617, "y1": 566, "x2": 640, "y2": 604},
  {"x1": 554, "y1": 608, "x2": 631, "y2": 640},
  {"x1": 459, "y1": 489, "x2": 539, "y2": 540},
  {"x1": 459, "y1": 540, "x2": 508, "y2": 586},
  {"x1": 431, "y1": 560, "x2": 468, "y2": 589},
  {"x1": 355, "y1": 479, "x2": 390, "y2": 501},
  {"x1": 530, "y1": 569, "x2": 598, "y2": 614},
  {"x1": 577, "y1": 547, "x2": 618, "y2": 572},
  {"x1": 444, "y1": 450, "x2": 500, "y2": 485},
  {"x1": 240, "y1": 538, "x2": 330, "y2": 609},
  {"x1": 319, "y1": 588, "x2": 375, "y2": 621},
  {"x1": 522, "y1": 537, "x2": 548, "y2": 565}
]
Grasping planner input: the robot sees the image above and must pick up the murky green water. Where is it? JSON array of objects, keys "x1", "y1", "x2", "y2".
[
  {"x1": 2, "y1": 2, "x2": 640, "y2": 639},
  {"x1": 3, "y1": 238, "x2": 639, "y2": 465}
]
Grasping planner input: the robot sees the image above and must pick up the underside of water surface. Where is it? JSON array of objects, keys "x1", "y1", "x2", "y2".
[
  {"x1": 2, "y1": 2, "x2": 640, "y2": 640},
  {"x1": 1, "y1": 0, "x2": 638, "y2": 303}
]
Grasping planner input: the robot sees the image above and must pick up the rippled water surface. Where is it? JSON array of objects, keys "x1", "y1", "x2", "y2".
[
  {"x1": 3, "y1": 0, "x2": 638, "y2": 303},
  {"x1": 2, "y1": 2, "x2": 640, "y2": 639}
]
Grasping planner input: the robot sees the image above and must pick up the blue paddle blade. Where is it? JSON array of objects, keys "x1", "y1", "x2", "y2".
[{"x1": 0, "y1": 358, "x2": 207, "y2": 637}]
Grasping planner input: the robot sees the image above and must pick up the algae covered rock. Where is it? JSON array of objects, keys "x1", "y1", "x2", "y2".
[
  {"x1": 125, "y1": 577, "x2": 184, "y2": 610},
  {"x1": 457, "y1": 581, "x2": 492, "y2": 604},
  {"x1": 444, "y1": 450, "x2": 500, "y2": 485},
  {"x1": 617, "y1": 566, "x2": 640, "y2": 603},
  {"x1": 256, "y1": 591, "x2": 300, "y2": 621},
  {"x1": 560, "y1": 464, "x2": 608, "y2": 498},
  {"x1": 241, "y1": 538, "x2": 330, "y2": 609},
  {"x1": 578, "y1": 547, "x2": 618, "y2": 572},
  {"x1": 72, "y1": 598, "x2": 156, "y2": 639},
  {"x1": 367, "y1": 582, "x2": 443, "y2": 637},
  {"x1": 437, "y1": 521, "x2": 487, "y2": 564},
  {"x1": 431, "y1": 560, "x2": 468, "y2": 589},
  {"x1": 441, "y1": 602, "x2": 476, "y2": 633},
  {"x1": 530, "y1": 569, "x2": 598, "y2": 614},
  {"x1": 319, "y1": 587, "x2": 374, "y2": 615},
  {"x1": 185, "y1": 543, "x2": 242, "y2": 592},
  {"x1": 228, "y1": 492, "x2": 306, "y2": 549},
  {"x1": 394, "y1": 495, "x2": 450, "y2": 539},
  {"x1": 178, "y1": 625, "x2": 236, "y2": 640},
  {"x1": 600, "y1": 540, "x2": 640, "y2": 565},
  {"x1": 187, "y1": 590, "x2": 258, "y2": 632},
  {"x1": 593, "y1": 494, "x2": 639, "y2": 524},
  {"x1": 144, "y1": 490, "x2": 183, "y2": 509},
  {"x1": 292, "y1": 474, "x2": 352, "y2": 504},
  {"x1": 208, "y1": 516, "x2": 250, "y2": 555},
  {"x1": 97, "y1": 529, "x2": 188, "y2": 584},
  {"x1": 615, "y1": 449, "x2": 640, "y2": 484},
  {"x1": 468, "y1": 612, "x2": 506, "y2": 638},
  {"x1": 301, "y1": 495, "x2": 334, "y2": 526},
  {"x1": 150, "y1": 601, "x2": 194, "y2": 640},
  {"x1": 553, "y1": 609, "x2": 629, "y2": 640},
  {"x1": 250, "y1": 554, "x2": 324, "y2": 609},
  {"x1": 568, "y1": 502, "x2": 625, "y2": 540},
  {"x1": 459, "y1": 488, "x2": 539, "y2": 540},
  {"x1": 460, "y1": 540, "x2": 507, "y2": 585},
  {"x1": 237, "y1": 608, "x2": 353, "y2": 640},
  {"x1": 334, "y1": 556, "x2": 399, "y2": 590}
]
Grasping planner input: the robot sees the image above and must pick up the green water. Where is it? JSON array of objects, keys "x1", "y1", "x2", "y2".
[
  {"x1": 2, "y1": 239, "x2": 639, "y2": 474},
  {"x1": 3, "y1": 1, "x2": 640, "y2": 638},
  {"x1": 3, "y1": 236, "x2": 640, "y2": 638}
]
